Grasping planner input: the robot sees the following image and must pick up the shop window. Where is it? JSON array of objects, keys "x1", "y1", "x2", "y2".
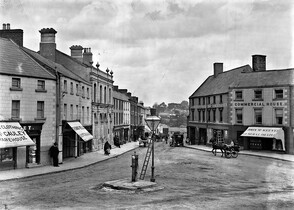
[
  {"x1": 36, "y1": 101, "x2": 45, "y2": 119},
  {"x1": 10, "y1": 78, "x2": 22, "y2": 91},
  {"x1": 235, "y1": 91, "x2": 243, "y2": 100},
  {"x1": 0, "y1": 148, "x2": 13, "y2": 162},
  {"x1": 235, "y1": 109, "x2": 243, "y2": 124},
  {"x1": 254, "y1": 90, "x2": 263, "y2": 100},
  {"x1": 275, "y1": 89, "x2": 283, "y2": 99},
  {"x1": 11, "y1": 100, "x2": 20, "y2": 119},
  {"x1": 275, "y1": 109, "x2": 283, "y2": 125},
  {"x1": 36, "y1": 80, "x2": 46, "y2": 92},
  {"x1": 254, "y1": 109, "x2": 262, "y2": 124}
]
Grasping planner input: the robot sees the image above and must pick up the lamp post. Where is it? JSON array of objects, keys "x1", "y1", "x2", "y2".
[{"x1": 144, "y1": 109, "x2": 160, "y2": 182}]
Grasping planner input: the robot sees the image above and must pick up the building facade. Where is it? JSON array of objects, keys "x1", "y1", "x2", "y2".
[{"x1": 188, "y1": 55, "x2": 294, "y2": 154}]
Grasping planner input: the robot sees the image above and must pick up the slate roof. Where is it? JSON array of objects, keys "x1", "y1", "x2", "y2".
[
  {"x1": 190, "y1": 65, "x2": 251, "y2": 98},
  {"x1": 22, "y1": 47, "x2": 91, "y2": 85},
  {"x1": 0, "y1": 37, "x2": 55, "y2": 80},
  {"x1": 190, "y1": 64, "x2": 294, "y2": 98}
]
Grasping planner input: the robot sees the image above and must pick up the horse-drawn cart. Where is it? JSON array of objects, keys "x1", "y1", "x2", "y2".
[{"x1": 211, "y1": 140, "x2": 240, "y2": 158}]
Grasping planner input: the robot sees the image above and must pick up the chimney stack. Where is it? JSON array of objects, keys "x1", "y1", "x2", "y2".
[
  {"x1": 252, "y1": 55, "x2": 266, "y2": 72},
  {"x1": 150, "y1": 108, "x2": 157, "y2": 116},
  {"x1": 0, "y1": 23, "x2": 23, "y2": 46},
  {"x1": 39, "y1": 28, "x2": 57, "y2": 62},
  {"x1": 213, "y1": 63, "x2": 223, "y2": 77},
  {"x1": 70, "y1": 45, "x2": 83, "y2": 62},
  {"x1": 83, "y1": 47, "x2": 93, "y2": 65}
]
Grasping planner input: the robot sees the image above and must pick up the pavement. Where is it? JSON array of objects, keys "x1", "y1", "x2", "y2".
[{"x1": 0, "y1": 141, "x2": 294, "y2": 183}]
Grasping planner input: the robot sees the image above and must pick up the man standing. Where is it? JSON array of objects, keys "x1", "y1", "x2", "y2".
[{"x1": 49, "y1": 142, "x2": 59, "y2": 167}]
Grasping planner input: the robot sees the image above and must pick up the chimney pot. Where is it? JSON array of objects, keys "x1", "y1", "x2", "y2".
[
  {"x1": 3, "y1": 24, "x2": 6, "y2": 30},
  {"x1": 6, "y1": 23, "x2": 10, "y2": 30}
]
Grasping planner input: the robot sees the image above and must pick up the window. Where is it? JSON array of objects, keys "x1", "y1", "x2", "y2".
[
  {"x1": 198, "y1": 110, "x2": 201, "y2": 121},
  {"x1": 219, "y1": 108, "x2": 223, "y2": 122},
  {"x1": 207, "y1": 109, "x2": 211, "y2": 122},
  {"x1": 104, "y1": 87, "x2": 107, "y2": 103},
  {"x1": 100, "y1": 86, "x2": 103, "y2": 103},
  {"x1": 191, "y1": 98, "x2": 194, "y2": 106},
  {"x1": 220, "y1": 94, "x2": 223, "y2": 104},
  {"x1": 213, "y1": 96, "x2": 216, "y2": 104},
  {"x1": 64, "y1": 104, "x2": 67, "y2": 120},
  {"x1": 0, "y1": 148, "x2": 13, "y2": 162},
  {"x1": 93, "y1": 83, "x2": 97, "y2": 102},
  {"x1": 198, "y1": 98, "x2": 201, "y2": 105},
  {"x1": 235, "y1": 91, "x2": 243, "y2": 100},
  {"x1": 70, "y1": 82, "x2": 74, "y2": 94},
  {"x1": 202, "y1": 110, "x2": 205, "y2": 122},
  {"x1": 64, "y1": 80, "x2": 67, "y2": 93},
  {"x1": 76, "y1": 105, "x2": 79, "y2": 119},
  {"x1": 87, "y1": 107, "x2": 89, "y2": 123},
  {"x1": 275, "y1": 89, "x2": 283, "y2": 99},
  {"x1": 37, "y1": 101, "x2": 45, "y2": 119},
  {"x1": 202, "y1": 97, "x2": 205, "y2": 105},
  {"x1": 37, "y1": 80, "x2": 45, "y2": 90},
  {"x1": 109, "y1": 88, "x2": 111, "y2": 103},
  {"x1": 254, "y1": 90, "x2": 262, "y2": 100},
  {"x1": 207, "y1": 97, "x2": 210, "y2": 104},
  {"x1": 70, "y1": 105, "x2": 73, "y2": 120},
  {"x1": 191, "y1": 109, "x2": 195, "y2": 121},
  {"x1": 76, "y1": 84, "x2": 79, "y2": 96},
  {"x1": 12, "y1": 78, "x2": 21, "y2": 88},
  {"x1": 236, "y1": 109, "x2": 243, "y2": 124},
  {"x1": 82, "y1": 86, "x2": 85, "y2": 98},
  {"x1": 82, "y1": 106, "x2": 84, "y2": 124},
  {"x1": 11, "y1": 100, "x2": 20, "y2": 119},
  {"x1": 254, "y1": 109, "x2": 262, "y2": 124},
  {"x1": 212, "y1": 109, "x2": 216, "y2": 122},
  {"x1": 11, "y1": 78, "x2": 22, "y2": 91},
  {"x1": 87, "y1": 87, "x2": 90, "y2": 99},
  {"x1": 275, "y1": 109, "x2": 283, "y2": 125}
]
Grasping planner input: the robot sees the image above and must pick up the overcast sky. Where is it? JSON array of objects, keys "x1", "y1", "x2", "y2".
[{"x1": 1, "y1": 0, "x2": 293, "y2": 106}]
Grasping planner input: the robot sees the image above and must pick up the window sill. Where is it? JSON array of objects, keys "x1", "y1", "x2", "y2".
[
  {"x1": 273, "y1": 98, "x2": 284, "y2": 100},
  {"x1": 10, "y1": 87, "x2": 23, "y2": 91},
  {"x1": 10, "y1": 118, "x2": 22, "y2": 121},
  {"x1": 252, "y1": 98, "x2": 263, "y2": 101},
  {"x1": 34, "y1": 118, "x2": 46, "y2": 121},
  {"x1": 35, "y1": 89, "x2": 47, "y2": 93}
]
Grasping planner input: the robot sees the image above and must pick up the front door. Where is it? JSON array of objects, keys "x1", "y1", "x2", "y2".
[{"x1": 26, "y1": 136, "x2": 40, "y2": 164}]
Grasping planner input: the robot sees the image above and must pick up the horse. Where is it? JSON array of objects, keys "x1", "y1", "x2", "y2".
[{"x1": 210, "y1": 139, "x2": 226, "y2": 157}]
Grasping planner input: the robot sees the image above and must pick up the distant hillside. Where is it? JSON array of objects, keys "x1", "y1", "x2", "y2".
[{"x1": 153, "y1": 101, "x2": 188, "y2": 127}]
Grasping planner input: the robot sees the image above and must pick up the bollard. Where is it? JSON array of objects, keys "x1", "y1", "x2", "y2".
[{"x1": 131, "y1": 151, "x2": 138, "y2": 182}]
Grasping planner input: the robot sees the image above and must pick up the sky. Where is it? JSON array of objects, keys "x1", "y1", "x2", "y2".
[{"x1": 0, "y1": 0, "x2": 293, "y2": 107}]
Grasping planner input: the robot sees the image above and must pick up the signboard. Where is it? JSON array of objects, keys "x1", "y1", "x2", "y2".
[
  {"x1": 233, "y1": 101, "x2": 286, "y2": 107},
  {"x1": 0, "y1": 122, "x2": 35, "y2": 149},
  {"x1": 67, "y1": 121, "x2": 93, "y2": 141}
]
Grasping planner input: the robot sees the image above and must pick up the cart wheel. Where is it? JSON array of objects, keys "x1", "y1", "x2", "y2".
[
  {"x1": 225, "y1": 149, "x2": 232, "y2": 158},
  {"x1": 231, "y1": 148, "x2": 238, "y2": 158}
]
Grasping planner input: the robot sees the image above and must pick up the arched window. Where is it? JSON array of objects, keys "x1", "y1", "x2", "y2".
[
  {"x1": 100, "y1": 85, "x2": 102, "y2": 103},
  {"x1": 104, "y1": 87, "x2": 107, "y2": 104},
  {"x1": 93, "y1": 83, "x2": 97, "y2": 102}
]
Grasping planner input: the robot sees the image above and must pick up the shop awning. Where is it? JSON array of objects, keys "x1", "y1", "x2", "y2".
[
  {"x1": 67, "y1": 121, "x2": 93, "y2": 142},
  {"x1": 241, "y1": 127, "x2": 285, "y2": 150},
  {"x1": 0, "y1": 122, "x2": 35, "y2": 149}
]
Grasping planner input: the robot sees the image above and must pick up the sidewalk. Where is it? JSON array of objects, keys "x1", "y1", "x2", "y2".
[
  {"x1": 0, "y1": 141, "x2": 139, "y2": 182},
  {"x1": 184, "y1": 144, "x2": 294, "y2": 162}
]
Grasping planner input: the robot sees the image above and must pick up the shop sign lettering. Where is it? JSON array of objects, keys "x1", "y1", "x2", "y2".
[{"x1": 234, "y1": 101, "x2": 285, "y2": 107}]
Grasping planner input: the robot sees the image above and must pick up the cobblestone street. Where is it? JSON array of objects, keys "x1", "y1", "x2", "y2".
[{"x1": 1, "y1": 142, "x2": 294, "y2": 210}]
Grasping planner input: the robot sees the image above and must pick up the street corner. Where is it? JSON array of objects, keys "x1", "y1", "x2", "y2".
[{"x1": 98, "y1": 178, "x2": 164, "y2": 192}]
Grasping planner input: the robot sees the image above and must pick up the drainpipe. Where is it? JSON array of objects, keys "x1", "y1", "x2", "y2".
[
  {"x1": 289, "y1": 85, "x2": 293, "y2": 154},
  {"x1": 55, "y1": 67, "x2": 62, "y2": 163}
]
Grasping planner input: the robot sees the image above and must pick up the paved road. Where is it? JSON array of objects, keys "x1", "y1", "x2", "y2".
[{"x1": 1, "y1": 142, "x2": 294, "y2": 209}]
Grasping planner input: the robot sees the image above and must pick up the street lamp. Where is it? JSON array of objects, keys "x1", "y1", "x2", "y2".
[{"x1": 144, "y1": 109, "x2": 160, "y2": 182}]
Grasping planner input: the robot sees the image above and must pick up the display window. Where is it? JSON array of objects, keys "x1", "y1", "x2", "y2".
[{"x1": 0, "y1": 148, "x2": 13, "y2": 162}]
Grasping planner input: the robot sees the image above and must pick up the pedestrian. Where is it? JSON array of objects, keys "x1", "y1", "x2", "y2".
[
  {"x1": 104, "y1": 140, "x2": 112, "y2": 155},
  {"x1": 49, "y1": 142, "x2": 59, "y2": 167}
]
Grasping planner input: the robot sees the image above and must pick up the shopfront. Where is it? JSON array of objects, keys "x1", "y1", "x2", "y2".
[
  {"x1": 0, "y1": 122, "x2": 36, "y2": 170},
  {"x1": 62, "y1": 121, "x2": 93, "y2": 159},
  {"x1": 241, "y1": 127, "x2": 285, "y2": 151}
]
